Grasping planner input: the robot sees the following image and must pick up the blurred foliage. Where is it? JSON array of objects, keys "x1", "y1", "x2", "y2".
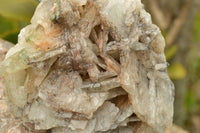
[
  {"x1": 193, "y1": 13, "x2": 200, "y2": 42},
  {"x1": 185, "y1": 11, "x2": 200, "y2": 115},
  {"x1": 168, "y1": 63, "x2": 187, "y2": 80},
  {"x1": 0, "y1": 0, "x2": 38, "y2": 43},
  {"x1": 182, "y1": 10, "x2": 200, "y2": 132},
  {"x1": 165, "y1": 45, "x2": 178, "y2": 61},
  {"x1": 185, "y1": 90, "x2": 197, "y2": 114},
  {"x1": 165, "y1": 44, "x2": 187, "y2": 80},
  {"x1": 0, "y1": 0, "x2": 38, "y2": 22}
]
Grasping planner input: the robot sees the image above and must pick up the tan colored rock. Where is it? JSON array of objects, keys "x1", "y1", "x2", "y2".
[{"x1": 165, "y1": 125, "x2": 189, "y2": 133}]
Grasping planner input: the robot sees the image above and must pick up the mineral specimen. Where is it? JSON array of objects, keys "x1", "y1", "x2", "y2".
[{"x1": 0, "y1": 0, "x2": 174, "y2": 132}]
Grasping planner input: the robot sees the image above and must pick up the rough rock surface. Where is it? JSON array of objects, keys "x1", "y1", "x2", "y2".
[{"x1": 0, "y1": 0, "x2": 174, "y2": 132}]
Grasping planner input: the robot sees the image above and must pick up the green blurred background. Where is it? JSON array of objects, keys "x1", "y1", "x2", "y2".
[{"x1": 0, "y1": 0, "x2": 200, "y2": 132}]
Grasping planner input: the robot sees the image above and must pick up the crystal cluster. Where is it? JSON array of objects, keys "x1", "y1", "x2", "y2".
[{"x1": 0, "y1": 0, "x2": 174, "y2": 132}]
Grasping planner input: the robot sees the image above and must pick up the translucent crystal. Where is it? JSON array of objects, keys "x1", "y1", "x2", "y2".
[{"x1": 0, "y1": 0, "x2": 174, "y2": 132}]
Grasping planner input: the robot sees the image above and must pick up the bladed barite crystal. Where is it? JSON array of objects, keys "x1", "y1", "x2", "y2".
[{"x1": 0, "y1": 0, "x2": 174, "y2": 132}]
